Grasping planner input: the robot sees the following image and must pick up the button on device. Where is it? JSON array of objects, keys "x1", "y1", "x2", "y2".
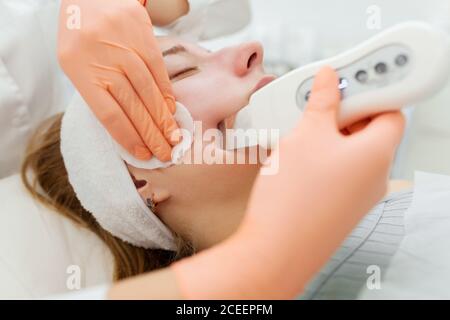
[
  {"x1": 339, "y1": 77, "x2": 349, "y2": 90},
  {"x1": 375, "y1": 62, "x2": 388, "y2": 74},
  {"x1": 355, "y1": 70, "x2": 368, "y2": 83},
  {"x1": 338, "y1": 78, "x2": 348, "y2": 100},
  {"x1": 395, "y1": 54, "x2": 408, "y2": 67},
  {"x1": 305, "y1": 90, "x2": 311, "y2": 101}
]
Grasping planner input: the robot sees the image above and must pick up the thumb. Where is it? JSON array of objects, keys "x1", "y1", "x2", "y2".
[{"x1": 303, "y1": 66, "x2": 341, "y2": 124}]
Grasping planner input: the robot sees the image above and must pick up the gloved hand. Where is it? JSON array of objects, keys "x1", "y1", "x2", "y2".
[
  {"x1": 58, "y1": 0, "x2": 179, "y2": 161},
  {"x1": 172, "y1": 67, "x2": 405, "y2": 299}
]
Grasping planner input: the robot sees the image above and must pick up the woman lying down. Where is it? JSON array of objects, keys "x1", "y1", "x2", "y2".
[{"x1": 22, "y1": 36, "x2": 415, "y2": 299}]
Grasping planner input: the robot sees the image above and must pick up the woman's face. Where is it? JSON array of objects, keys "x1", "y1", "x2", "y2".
[
  {"x1": 158, "y1": 37, "x2": 276, "y2": 130},
  {"x1": 129, "y1": 38, "x2": 274, "y2": 250}
]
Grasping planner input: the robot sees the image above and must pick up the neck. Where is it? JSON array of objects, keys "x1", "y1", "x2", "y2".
[{"x1": 192, "y1": 193, "x2": 249, "y2": 251}]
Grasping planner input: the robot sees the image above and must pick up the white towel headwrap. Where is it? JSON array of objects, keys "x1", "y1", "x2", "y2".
[{"x1": 60, "y1": 93, "x2": 194, "y2": 250}]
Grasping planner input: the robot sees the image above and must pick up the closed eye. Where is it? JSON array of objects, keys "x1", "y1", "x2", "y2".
[{"x1": 170, "y1": 67, "x2": 200, "y2": 81}]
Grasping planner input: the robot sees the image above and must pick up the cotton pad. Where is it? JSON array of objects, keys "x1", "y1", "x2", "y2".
[{"x1": 115, "y1": 102, "x2": 195, "y2": 169}]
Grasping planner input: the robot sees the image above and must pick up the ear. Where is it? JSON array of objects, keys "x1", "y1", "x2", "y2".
[{"x1": 127, "y1": 165, "x2": 171, "y2": 209}]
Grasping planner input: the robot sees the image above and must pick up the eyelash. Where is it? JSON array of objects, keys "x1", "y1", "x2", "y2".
[{"x1": 170, "y1": 67, "x2": 199, "y2": 81}]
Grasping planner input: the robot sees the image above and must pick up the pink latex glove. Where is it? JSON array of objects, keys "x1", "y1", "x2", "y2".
[
  {"x1": 58, "y1": 0, "x2": 179, "y2": 161},
  {"x1": 172, "y1": 67, "x2": 405, "y2": 299}
]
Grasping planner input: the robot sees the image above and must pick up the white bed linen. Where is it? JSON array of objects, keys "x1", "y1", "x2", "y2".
[{"x1": 359, "y1": 171, "x2": 450, "y2": 299}]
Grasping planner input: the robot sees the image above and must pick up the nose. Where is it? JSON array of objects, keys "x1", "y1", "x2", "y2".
[{"x1": 225, "y1": 42, "x2": 264, "y2": 77}]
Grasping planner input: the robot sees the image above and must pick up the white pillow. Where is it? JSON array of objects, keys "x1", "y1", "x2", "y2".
[{"x1": 0, "y1": 174, "x2": 113, "y2": 299}]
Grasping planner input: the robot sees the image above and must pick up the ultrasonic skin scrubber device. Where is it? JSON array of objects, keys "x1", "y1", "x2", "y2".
[{"x1": 233, "y1": 21, "x2": 450, "y2": 148}]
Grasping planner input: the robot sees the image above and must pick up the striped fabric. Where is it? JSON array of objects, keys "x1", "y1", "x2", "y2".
[{"x1": 300, "y1": 190, "x2": 413, "y2": 300}]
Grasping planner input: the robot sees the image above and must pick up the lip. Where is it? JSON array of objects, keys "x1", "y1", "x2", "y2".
[{"x1": 252, "y1": 75, "x2": 277, "y2": 94}]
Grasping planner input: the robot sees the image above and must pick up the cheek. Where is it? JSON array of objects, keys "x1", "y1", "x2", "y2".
[{"x1": 172, "y1": 74, "x2": 251, "y2": 129}]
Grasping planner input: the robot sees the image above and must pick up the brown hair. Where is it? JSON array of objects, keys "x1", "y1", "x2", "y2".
[{"x1": 21, "y1": 113, "x2": 194, "y2": 281}]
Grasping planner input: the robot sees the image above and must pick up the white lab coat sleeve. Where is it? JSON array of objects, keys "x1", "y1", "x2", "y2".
[
  {"x1": 0, "y1": 0, "x2": 74, "y2": 178},
  {"x1": 166, "y1": 0, "x2": 251, "y2": 41},
  {"x1": 186, "y1": 0, "x2": 212, "y2": 12}
]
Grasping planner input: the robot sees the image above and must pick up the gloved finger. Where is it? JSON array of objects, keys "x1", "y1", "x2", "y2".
[
  {"x1": 123, "y1": 52, "x2": 181, "y2": 146},
  {"x1": 88, "y1": 88, "x2": 154, "y2": 161},
  {"x1": 342, "y1": 118, "x2": 371, "y2": 135},
  {"x1": 303, "y1": 66, "x2": 341, "y2": 127},
  {"x1": 107, "y1": 74, "x2": 173, "y2": 162},
  {"x1": 139, "y1": 20, "x2": 177, "y2": 114},
  {"x1": 352, "y1": 111, "x2": 405, "y2": 157}
]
